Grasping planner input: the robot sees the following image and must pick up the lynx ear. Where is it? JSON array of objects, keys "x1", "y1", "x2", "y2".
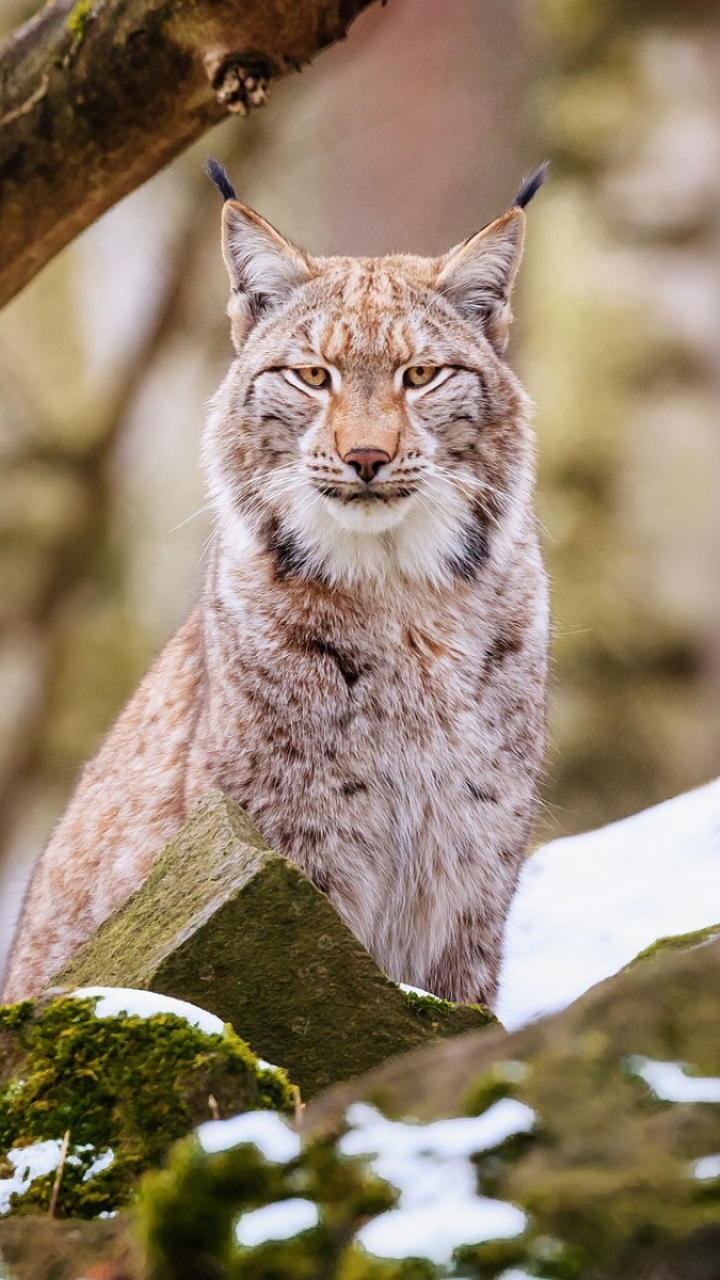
[
  {"x1": 436, "y1": 208, "x2": 525, "y2": 354},
  {"x1": 221, "y1": 201, "x2": 310, "y2": 347},
  {"x1": 437, "y1": 163, "x2": 547, "y2": 354}
]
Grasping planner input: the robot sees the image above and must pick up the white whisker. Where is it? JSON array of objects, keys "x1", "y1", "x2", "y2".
[{"x1": 170, "y1": 503, "x2": 213, "y2": 533}]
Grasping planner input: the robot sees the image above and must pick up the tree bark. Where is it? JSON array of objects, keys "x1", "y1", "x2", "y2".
[{"x1": 0, "y1": 0, "x2": 377, "y2": 310}]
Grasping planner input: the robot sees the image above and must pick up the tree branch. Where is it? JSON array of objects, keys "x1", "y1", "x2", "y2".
[{"x1": 0, "y1": 0, "x2": 377, "y2": 310}]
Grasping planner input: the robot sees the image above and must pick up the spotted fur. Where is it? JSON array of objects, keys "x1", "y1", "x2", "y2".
[{"x1": 3, "y1": 187, "x2": 550, "y2": 1006}]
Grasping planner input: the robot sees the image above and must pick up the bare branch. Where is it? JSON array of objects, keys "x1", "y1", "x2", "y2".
[
  {"x1": 48, "y1": 1129, "x2": 71, "y2": 1217},
  {"x1": 0, "y1": 0, "x2": 377, "y2": 309}
]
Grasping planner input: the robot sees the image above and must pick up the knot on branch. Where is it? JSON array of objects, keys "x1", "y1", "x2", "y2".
[{"x1": 204, "y1": 51, "x2": 272, "y2": 117}]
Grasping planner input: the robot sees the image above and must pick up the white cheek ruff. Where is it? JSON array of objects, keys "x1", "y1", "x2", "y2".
[
  {"x1": 326, "y1": 498, "x2": 410, "y2": 535},
  {"x1": 272, "y1": 471, "x2": 474, "y2": 588}
]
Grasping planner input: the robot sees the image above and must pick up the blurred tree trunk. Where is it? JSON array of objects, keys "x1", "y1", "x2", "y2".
[
  {"x1": 526, "y1": 0, "x2": 720, "y2": 830},
  {"x1": 0, "y1": 0, "x2": 377, "y2": 307}
]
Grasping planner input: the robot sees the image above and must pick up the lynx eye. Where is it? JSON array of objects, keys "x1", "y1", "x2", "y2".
[
  {"x1": 403, "y1": 365, "x2": 438, "y2": 388},
  {"x1": 294, "y1": 366, "x2": 331, "y2": 389}
]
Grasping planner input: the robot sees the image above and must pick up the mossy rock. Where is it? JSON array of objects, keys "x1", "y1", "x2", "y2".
[
  {"x1": 135, "y1": 1109, "x2": 433, "y2": 1280},
  {"x1": 57, "y1": 791, "x2": 496, "y2": 1098},
  {"x1": 300, "y1": 933, "x2": 720, "y2": 1278},
  {"x1": 0, "y1": 991, "x2": 293, "y2": 1220},
  {"x1": 12, "y1": 927, "x2": 720, "y2": 1277},
  {"x1": 626, "y1": 921, "x2": 720, "y2": 968}
]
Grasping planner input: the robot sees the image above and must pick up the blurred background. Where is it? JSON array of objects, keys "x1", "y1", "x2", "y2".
[{"x1": 0, "y1": 0, "x2": 719, "y2": 977}]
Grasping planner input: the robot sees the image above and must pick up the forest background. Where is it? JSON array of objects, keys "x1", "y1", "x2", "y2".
[{"x1": 0, "y1": 0, "x2": 718, "y2": 980}]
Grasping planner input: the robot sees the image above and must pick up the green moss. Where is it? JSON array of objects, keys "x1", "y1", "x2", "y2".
[
  {"x1": 339, "y1": 1258, "x2": 437, "y2": 1280},
  {"x1": 401, "y1": 989, "x2": 453, "y2": 1016},
  {"x1": 66, "y1": 0, "x2": 94, "y2": 50},
  {"x1": 464, "y1": 1060, "x2": 529, "y2": 1117},
  {"x1": 137, "y1": 1124, "x2": 410, "y2": 1280},
  {"x1": 452, "y1": 1237, "x2": 531, "y2": 1278},
  {"x1": 627, "y1": 923, "x2": 720, "y2": 968},
  {"x1": 0, "y1": 994, "x2": 293, "y2": 1219},
  {"x1": 402, "y1": 988, "x2": 498, "y2": 1037}
]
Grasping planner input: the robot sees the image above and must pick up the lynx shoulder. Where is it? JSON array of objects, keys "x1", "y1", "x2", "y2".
[{"x1": 3, "y1": 167, "x2": 550, "y2": 1006}]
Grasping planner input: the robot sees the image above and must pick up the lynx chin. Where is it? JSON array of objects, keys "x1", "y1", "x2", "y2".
[{"x1": 3, "y1": 163, "x2": 550, "y2": 1007}]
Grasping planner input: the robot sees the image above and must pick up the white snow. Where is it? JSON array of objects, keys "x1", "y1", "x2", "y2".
[
  {"x1": 0, "y1": 1140, "x2": 65, "y2": 1215},
  {"x1": 71, "y1": 987, "x2": 225, "y2": 1037},
  {"x1": 693, "y1": 1154, "x2": 720, "y2": 1180},
  {"x1": 82, "y1": 1148, "x2": 115, "y2": 1182},
  {"x1": 498, "y1": 778, "x2": 720, "y2": 1030},
  {"x1": 626, "y1": 1057, "x2": 720, "y2": 1104},
  {"x1": 339, "y1": 1100, "x2": 534, "y2": 1264},
  {"x1": 0, "y1": 1140, "x2": 114, "y2": 1215},
  {"x1": 399, "y1": 983, "x2": 444, "y2": 1002},
  {"x1": 196, "y1": 1111, "x2": 301, "y2": 1162},
  {"x1": 235, "y1": 1198, "x2": 319, "y2": 1246},
  {"x1": 359, "y1": 1195, "x2": 526, "y2": 1265}
]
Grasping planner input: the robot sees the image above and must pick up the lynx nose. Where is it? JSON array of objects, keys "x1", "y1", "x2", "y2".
[{"x1": 342, "y1": 447, "x2": 391, "y2": 484}]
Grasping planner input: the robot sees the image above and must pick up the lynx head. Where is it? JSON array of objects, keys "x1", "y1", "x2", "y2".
[{"x1": 203, "y1": 162, "x2": 546, "y2": 590}]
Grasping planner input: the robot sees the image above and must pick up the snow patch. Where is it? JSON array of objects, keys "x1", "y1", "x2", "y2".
[
  {"x1": 196, "y1": 1111, "x2": 301, "y2": 1163},
  {"x1": 82, "y1": 1148, "x2": 115, "y2": 1182},
  {"x1": 693, "y1": 1154, "x2": 720, "y2": 1180},
  {"x1": 399, "y1": 983, "x2": 444, "y2": 1002},
  {"x1": 71, "y1": 987, "x2": 225, "y2": 1037},
  {"x1": 626, "y1": 1057, "x2": 720, "y2": 1104},
  {"x1": 0, "y1": 1140, "x2": 114, "y2": 1215},
  {"x1": 339, "y1": 1101, "x2": 534, "y2": 1263},
  {"x1": 0, "y1": 1140, "x2": 65, "y2": 1215},
  {"x1": 499, "y1": 778, "x2": 720, "y2": 1030},
  {"x1": 235, "y1": 1198, "x2": 319, "y2": 1245}
]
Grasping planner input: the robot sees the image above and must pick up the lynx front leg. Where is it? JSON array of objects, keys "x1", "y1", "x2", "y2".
[{"x1": 425, "y1": 923, "x2": 503, "y2": 1009}]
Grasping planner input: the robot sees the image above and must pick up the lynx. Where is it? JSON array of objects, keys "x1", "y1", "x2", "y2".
[{"x1": 3, "y1": 163, "x2": 550, "y2": 1006}]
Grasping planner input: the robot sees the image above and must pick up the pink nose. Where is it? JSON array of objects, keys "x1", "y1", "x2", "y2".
[{"x1": 342, "y1": 447, "x2": 391, "y2": 483}]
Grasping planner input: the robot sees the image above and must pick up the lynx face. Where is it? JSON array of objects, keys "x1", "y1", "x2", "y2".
[{"x1": 204, "y1": 194, "x2": 535, "y2": 587}]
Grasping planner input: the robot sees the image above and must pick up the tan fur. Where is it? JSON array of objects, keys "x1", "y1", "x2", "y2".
[{"x1": 3, "y1": 195, "x2": 549, "y2": 1006}]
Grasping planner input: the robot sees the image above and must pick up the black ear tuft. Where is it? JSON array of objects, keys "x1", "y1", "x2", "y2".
[
  {"x1": 206, "y1": 158, "x2": 236, "y2": 203},
  {"x1": 514, "y1": 162, "x2": 549, "y2": 210}
]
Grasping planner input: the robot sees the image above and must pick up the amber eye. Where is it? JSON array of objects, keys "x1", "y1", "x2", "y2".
[
  {"x1": 295, "y1": 366, "x2": 331, "y2": 389},
  {"x1": 403, "y1": 365, "x2": 437, "y2": 388}
]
